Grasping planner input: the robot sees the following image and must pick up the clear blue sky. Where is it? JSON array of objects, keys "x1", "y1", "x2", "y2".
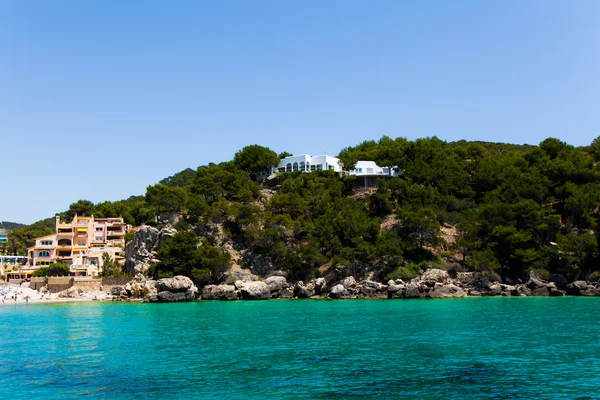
[{"x1": 2, "y1": 0, "x2": 599, "y2": 224}]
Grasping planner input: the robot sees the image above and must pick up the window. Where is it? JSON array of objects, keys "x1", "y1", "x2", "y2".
[
  {"x1": 310, "y1": 165, "x2": 316, "y2": 171},
  {"x1": 96, "y1": 227, "x2": 103, "y2": 231},
  {"x1": 293, "y1": 162, "x2": 298, "y2": 171},
  {"x1": 95, "y1": 236, "x2": 103, "y2": 241},
  {"x1": 299, "y1": 161, "x2": 305, "y2": 171},
  {"x1": 278, "y1": 167, "x2": 285, "y2": 173},
  {"x1": 59, "y1": 251, "x2": 71, "y2": 257},
  {"x1": 328, "y1": 165, "x2": 334, "y2": 171},
  {"x1": 306, "y1": 162, "x2": 310, "y2": 171},
  {"x1": 286, "y1": 163, "x2": 292, "y2": 172},
  {"x1": 78, "y1": 242, "x2": 86, "y2": 247},
  {"x1": 316, "y1": 164, "x2": 323, "y2": 170},
  {"x1": 41, "y1": 240, "x2": 53, "y2": 246},
  {"x1": 38, "y1": 251, "x2": 50, "y2": 257}
]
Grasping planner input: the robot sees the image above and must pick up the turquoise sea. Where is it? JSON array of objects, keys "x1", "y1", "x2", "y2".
[{"x1": 1, "y1": 298, "x2": 600, "y2": 399}]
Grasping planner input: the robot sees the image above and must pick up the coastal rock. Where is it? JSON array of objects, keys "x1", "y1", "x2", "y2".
[
  {"x1": 123, "y1": 274, "x2": 157, "y2": 298},
  {"x1": 359, "y1": 280, "x2": 387, "y2": 298},
  {"x1": 420, "y1": 269, "x2": 449, "y2": 284},
  {"x1": 429, "y1": 284, "x2": 466, "y2": 298},
  {"x1": 565, "y1": 281, "x2": 589, "y2": 296},
  {"x1": 487, "y1": 283, "x2": 502, "y2": 296},
  {"x1": 201, "y1": 284, "x2": 238, "y2": 300},
  {"x1": 329, "y1": 284, "x2": 349, "y2": 299},
  {"x1": 109, "y1": 286, "x2": 123, "y2": 296},
  {"x1": 313, "y1": 278, "x2": 327, "y2": 295},
  {"x1": 156, "y1": 276, "x2": 197, "y2": 294},
  {"x1": 404, "y1": 282, "x2": 421, "y2": 298},
  {"x1": 58, "y1": 286, "x2": 83, "y2": 298},
  {"x1": 239, "y1": 281, "x2": 270, "y2": 300},
  {"x1": 155, "y1": 290, "x2": 196, "y2": 302},
  {"x1": 341, "y1": 276, "x2": 357, "y2": 289},
  {"x1": 265, "y1": 276, "x2": 289, "y2": 294},
  {"x1": 294, "y1": 281, "x2": 315, "y2": 298},
  {"x1": 549, "y1": 274, "x2": 569, "y2": 289}
]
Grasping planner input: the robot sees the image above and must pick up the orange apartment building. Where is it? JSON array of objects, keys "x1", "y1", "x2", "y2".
[{"x1": 25, "y1": 215, "x2": 129, "y2": 277}]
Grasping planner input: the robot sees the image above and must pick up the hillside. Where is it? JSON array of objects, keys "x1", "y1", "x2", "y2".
[
  {"x1": 0, "y1": 221, "x2": 25, "y2": 230},
  {"x1": 7, "y1": 136, "x2": 600, "y2": 285}
]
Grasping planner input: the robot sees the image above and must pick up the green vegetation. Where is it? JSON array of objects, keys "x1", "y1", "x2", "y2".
[
  {"x1": 32, "y1": 263, "x2": 70, "y2": 277},
  {"x1": 9, "y1": 136, "x2": 600, "y2": 284},
  {"x1": 100, "y1": 253, "x2": 129, "y2": 278}
]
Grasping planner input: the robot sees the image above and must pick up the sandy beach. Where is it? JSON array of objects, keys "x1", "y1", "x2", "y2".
[{"x1": 0, "y1": 283, "x2": 109, "y2": 306}]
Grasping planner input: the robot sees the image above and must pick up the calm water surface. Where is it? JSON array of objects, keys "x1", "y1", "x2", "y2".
[{"x1": 1, "y1": 298, "x2": 600, "y2": 399}]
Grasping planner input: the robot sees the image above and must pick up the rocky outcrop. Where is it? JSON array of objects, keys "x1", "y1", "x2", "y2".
[
  {"x1": 124, "y1": 226, "x2": 177, "y2": 275},
  {"x1": 239, "y1": 281, "x2": 271, "y2": 300},
  {"x1": 58, "y1": 286, "x2": 83, "y2": 298},
  {"x1": 121, "y1": 274, "x2": 158, "y2": 299},
  {"x1": 154, "y1": 276, "x2": 198, "y2": 302},
  {"x1": 265, "y1": 276, "x2": 291, "y2": 298},
  {"x1": 329, "y1": 284, "x2": 348, "y2": 299},
  {"x1": 202, "y1": 284, "x2": 238, "y2": 300},
  {"x1": 294, "y1": 281, "x2": 316, "y2": 298}
]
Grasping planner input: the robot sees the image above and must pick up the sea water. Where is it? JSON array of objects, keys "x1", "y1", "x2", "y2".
[{"x1": 1, "y1": 298, "x2": 600, "y2": 399}]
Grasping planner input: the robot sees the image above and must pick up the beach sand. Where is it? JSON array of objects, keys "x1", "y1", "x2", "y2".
[{"x1": 0, "y1": 283, "x2": 109, "y2": 306}]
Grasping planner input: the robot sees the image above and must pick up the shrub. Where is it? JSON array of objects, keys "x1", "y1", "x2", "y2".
[{"x1": 385, "y1": 265, "x2": 420, "y2": 281}]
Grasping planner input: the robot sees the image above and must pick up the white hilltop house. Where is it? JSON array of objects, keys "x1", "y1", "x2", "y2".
[
  {"x1": 270, "y1": 154, "x2": 401, "y2": 187},
  {"x1": 274, "y1": 154, "x2": 343, "y2": 173},
  {"x1": 347, "y1": 160, "x2": 402, "y2": 187}
]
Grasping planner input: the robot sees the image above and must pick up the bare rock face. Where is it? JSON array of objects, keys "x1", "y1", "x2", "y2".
[
  {"x1": 202, "y1": 285, "x2": 239, "y2": 300},
  {"x1": 239, "y1": 281, "x2": 270, "y2": 300},
  {"x1": 125, "y1": 226, "x2": 177, "y2": 275}
]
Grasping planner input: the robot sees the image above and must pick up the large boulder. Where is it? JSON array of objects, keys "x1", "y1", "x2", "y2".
[
  {"x1": 239, "y1": 281, "x2": 270, "y2": 300},
  {"x1": 265, "y1": 276, "x2": 289, "y2": 294},
  {"x1": 294, "y1": 281, "x2": 316, "y2": 298},
  {"x1": 428, "y1": 284, "x2": 467, "y2": 299},
  {"x1": 142, "y1": 275, "x2": 198, "y2": 302},
  {"x1": 313, "y1": 278, "x2": 327, "y2": 295},
  {"x1": 566, "y1": 281, "x2": 589, "y2": 296},
  {"x1": 201, "y1": 284, "x2": 238, "y2": 300},
  {"x1": 58, "y1": 286, "x2": 83, "y2": 298},
  {"x1": 420, "y1": 269, "x2": 450, "y2": 284},
  {"x1": 360, "y1": 280, "x2": 387, "y2": 299},
  {"x1": 156, "y1": 276, "x2": 197, "y2": 293},
  {"x1": 329, "y1": 284, "x2": 348, "y2": 299},
  {"x1": 122, "y1": 274, "x2": 157, "y2": 298}
]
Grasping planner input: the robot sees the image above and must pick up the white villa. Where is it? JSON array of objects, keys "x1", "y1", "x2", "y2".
[
  {"x1": 271, "y1": 154, "x2": 401, "y2": 187},
  {"x1": 275, "y1": 154, "x2": 343, "y2": 173}
]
